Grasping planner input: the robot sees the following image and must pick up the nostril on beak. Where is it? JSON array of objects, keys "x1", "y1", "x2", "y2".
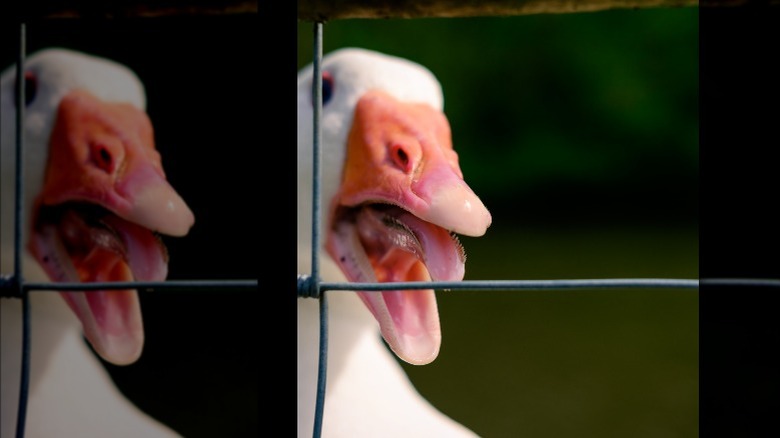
[
  {"x1": 91, "y1": 143, "x2": 115, "y2": 174},
  {"x1": 391, "y1": 143, "x2": 412, "y2": 173}
]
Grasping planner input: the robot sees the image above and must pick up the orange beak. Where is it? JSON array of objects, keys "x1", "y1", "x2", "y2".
[
  {"x1": 327, "y1": 90, "x2": 491, "y2": 365},
  {"x1": 29, "y1": 89, "x2": 194, "y2": 365}
]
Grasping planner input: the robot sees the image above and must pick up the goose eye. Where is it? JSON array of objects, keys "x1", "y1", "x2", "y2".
[
  {"x1": 322, "y1": 71, "x2": 334, "y2": 105},
  {"x1": 13, "y1": 71, "x2": 38, "y2": 107},
  {"x1": 311, "y1": 71, "x2": 334, "y2": 107}
]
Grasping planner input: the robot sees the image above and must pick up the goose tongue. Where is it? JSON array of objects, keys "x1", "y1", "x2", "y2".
[
  {"x1": 31, "y1": 207, "x2": 168, "y2": 365},
  {"x1": 363, "y1": 206, "x2": 468, "y2": 365},
  {"x1": 329, "y1": 205, "x2": 466, "y2": 365}
]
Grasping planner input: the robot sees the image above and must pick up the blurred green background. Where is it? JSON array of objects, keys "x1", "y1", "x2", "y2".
[{"x1": 298, "y1": 7, "x2": 697, "y2": 438}]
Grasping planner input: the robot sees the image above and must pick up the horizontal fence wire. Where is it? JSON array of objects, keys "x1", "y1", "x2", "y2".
[
  {"x1": 1, "y1": 278, "x2": 259, "y2": 297},
  {"x1": 298, "y1": 276, "x2": 700, "y2": 296},
  {"x1": 24, "y1": 280, "x2": 257, "y2": 292},
  {"x1": 299, "y1": 276, "x2": 780, "y2": 296}
]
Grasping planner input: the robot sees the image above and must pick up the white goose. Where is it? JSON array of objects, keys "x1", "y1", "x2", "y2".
[
  {"x1": 297, "y1": 48, "x2": 491, "y2": 437},
  {"x1": 1, "y1": 48, "x2": 194, "y2": 437}
]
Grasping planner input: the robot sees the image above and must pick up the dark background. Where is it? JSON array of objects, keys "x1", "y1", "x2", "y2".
[
  {"x1": 699, "y1": 6, "x2": 780, "y2": 437},
  {"x1": 2, "y1": 9, "x2": 297, "y2": 437}
]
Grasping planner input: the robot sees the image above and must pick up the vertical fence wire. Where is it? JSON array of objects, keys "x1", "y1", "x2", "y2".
[
  {"x1": 310, "y1": 20, "x2": 328, "y2": 438},
  {"x1": 13, "y1": 21, "x2": 31, "y2": 438}
]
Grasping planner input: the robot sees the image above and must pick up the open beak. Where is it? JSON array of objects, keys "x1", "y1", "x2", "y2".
[
  {"x1": 326, "y1": 90, "x2": 491, "y2": 365},
  {"x1": 28, "y1": 89, "x2": 194, "y2": 365}
]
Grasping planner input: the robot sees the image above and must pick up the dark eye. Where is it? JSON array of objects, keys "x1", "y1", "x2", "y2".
[
  {"x1": 311, "y1": 71, "x2": 334, "y2": 107},
  {"x1": 13, "y1": 71, "x2": 38, "y2": 107},
  {"x1": 322, "y1": 71, "x2": 334, "y2": 105}
]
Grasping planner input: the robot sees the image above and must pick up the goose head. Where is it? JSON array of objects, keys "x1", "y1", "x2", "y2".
[
  {"x1": 1, "y1": 48, "x2": 194, "y2": 365},
  {"x1": 298, "y1": 48, "x2": 491, "y2": 365}
]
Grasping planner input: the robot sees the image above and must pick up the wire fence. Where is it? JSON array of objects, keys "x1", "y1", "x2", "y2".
[
  {"x1": 0, "y1": 22, "x2": 258, "y2": 438},
  {"x1": 0, "y1": 12, "x2": 776, "y2": 438},
  {"x1": 295, "y1": 19, "x2": 778, "y2": 438}
]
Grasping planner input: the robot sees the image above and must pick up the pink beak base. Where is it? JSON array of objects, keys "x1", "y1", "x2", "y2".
[
  {"x1": 327, "y1": 90, "x2": 491, "y2": 365},
  {"x1": 29, "y1": 89, "x2": 194, "y2": 365}
]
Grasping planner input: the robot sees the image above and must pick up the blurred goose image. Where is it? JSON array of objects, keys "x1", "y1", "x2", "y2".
[{"x1": 1, "y1": 48, "x2": 193, "y2": 437}]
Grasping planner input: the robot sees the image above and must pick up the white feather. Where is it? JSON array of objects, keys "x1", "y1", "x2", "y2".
[{"x1": 297, "y1": 47, "x2": 476, "y2": 437}]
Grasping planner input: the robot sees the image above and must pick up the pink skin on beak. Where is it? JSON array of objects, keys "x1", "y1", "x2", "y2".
[
  {"x1": 326, "y1": 90, "x2": 491, "y2": 365},
  {"x1": 28, "y1": 89, "x2": 194, "y2": 366}
]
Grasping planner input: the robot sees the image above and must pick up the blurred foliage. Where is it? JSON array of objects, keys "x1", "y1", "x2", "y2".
[{"x1": 298, "y1": 8, "x2": 698, "y2": 227}]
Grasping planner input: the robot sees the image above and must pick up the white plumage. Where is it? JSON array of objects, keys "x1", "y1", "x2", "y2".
[{"x1": 297, "y1": 48, "x2": 491, "y2": 437}]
